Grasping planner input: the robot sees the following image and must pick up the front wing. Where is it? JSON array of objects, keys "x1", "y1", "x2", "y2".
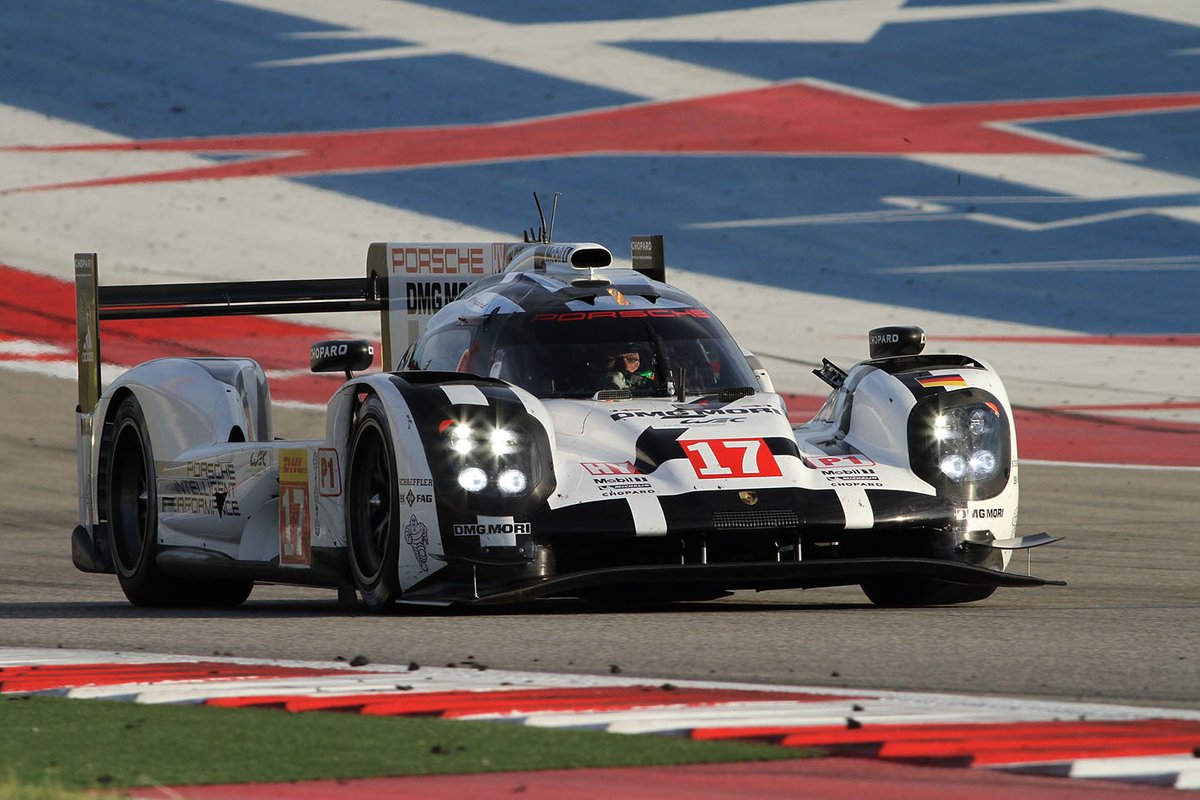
[{"x1": 404, "y1": 557, "x2": 1064, "y2": 605}]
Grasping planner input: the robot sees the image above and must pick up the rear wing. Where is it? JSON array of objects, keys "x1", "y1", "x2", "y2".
[
  {"x1": 73, "y1": 252, "x2": 384, "y2": 414},
  {"x1": 75, "y1": 236, "x2": 666, "y2": 413}
]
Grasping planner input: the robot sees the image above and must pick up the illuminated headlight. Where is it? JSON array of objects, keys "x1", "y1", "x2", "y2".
[
  {"x1": 449, "y1": 424, "x2": 474, "y2": 455},
  {"x1": 490, "y1": 428, "x2": 519, "y2": 456},
  {"x1": 939, "y1": 454, "x2": 967, "y2": 480},
  {"x1": 439, "y1": 414, "x2": 542, "y2": 501},
  {"x1": 496, "y1": 469, "x2": 528, "y2": 495},
  {"x1": 941, "y1": 450, "x2": 998, "y2": 481},
  {"x1": 457, "y1": 467, "x2": 488, "y2": 492},
  {"x1": 910, "y1": 394, "x2": 1011, "y2": 501},
  {"x1": 968, "y1": 449, "x2": 998, "y2": 480},
  {"x1": 932, "y1": 415, "x2": 956, "y2": 441},
  {"x1": 934, "y1": 405, "x2": 1002, "y2": 479}
]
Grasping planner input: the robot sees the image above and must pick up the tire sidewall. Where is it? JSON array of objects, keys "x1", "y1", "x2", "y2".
[
  {"x1": 347, "y1": 396, "x2": 402, "y2": 610},
  {"x1": 107, "y1": 395, "x2": 164, "y2": 602}
]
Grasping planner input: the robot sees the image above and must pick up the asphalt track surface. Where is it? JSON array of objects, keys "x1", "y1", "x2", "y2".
[{"x1": 2, "y1": 369, "x2": 1196, "y2": 713}]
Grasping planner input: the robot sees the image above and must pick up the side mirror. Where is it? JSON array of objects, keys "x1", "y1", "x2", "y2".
[
  {"x1": 868, "y1": 326, "x2": 925, "y2": 359},
  {"x1": 311, "y1": 340, "x2": 374, "y2": 379}
]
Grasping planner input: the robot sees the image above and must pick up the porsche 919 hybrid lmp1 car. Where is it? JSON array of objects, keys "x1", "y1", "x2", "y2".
[{"x1": 70, "y1": 224, "x2": 1061, "y2": 610}]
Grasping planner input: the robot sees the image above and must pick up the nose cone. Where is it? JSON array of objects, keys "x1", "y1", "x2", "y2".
[{"x1": 596, "y1": 397, "x2": 793, "y2": 474}]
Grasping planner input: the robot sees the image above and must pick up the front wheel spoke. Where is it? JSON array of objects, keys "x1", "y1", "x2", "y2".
[
  {"x1": 137, "y1": 487, "x2": 148, "y2": 526},
  {"x1": 373, "y1": 447, "x2": 389, "y2": 486},
  {"x1": 369, "y1": 440, "x2": 392, "y2": 552},
  {"x1": 372, "y1": 516, "x2": 389, "y2": 550},
  {"x1": 350, "y1": 421, "x2": 399, "y2": 593}
]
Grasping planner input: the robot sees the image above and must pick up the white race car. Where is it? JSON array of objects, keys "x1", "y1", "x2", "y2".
[{"x1": 70, "y1": 217, "x2": 1060, "y2": 610}]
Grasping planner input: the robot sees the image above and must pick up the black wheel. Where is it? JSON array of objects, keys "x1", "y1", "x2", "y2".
[
  {"x1": 108, "y1": 395, "x2": 175, "y2": 606},
  {"x1": 107, "y1": 395, "x2": 252, "y2": 608},
  {"x1": 861, "y1": 533, "x2": 1001, "y2": 607},
  {"x1": 861, "y1": 578, "x2": 996, "y2": 607},
  {"x1": 346, "y1": 396, "x2": 402, "y2": 611}
]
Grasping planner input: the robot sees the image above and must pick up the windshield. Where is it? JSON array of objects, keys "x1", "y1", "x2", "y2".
[{"x1": 411, "y1": 308, "x2": 759, "y2": 399}]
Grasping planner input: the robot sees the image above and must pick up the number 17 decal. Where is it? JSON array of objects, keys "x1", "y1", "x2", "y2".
[{"x1": 682, "y1": 438, "x2": 782, "y2": 479}]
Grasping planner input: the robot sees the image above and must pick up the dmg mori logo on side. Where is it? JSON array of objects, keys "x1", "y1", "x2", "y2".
[{"x1": 453, "y1": 521, "x2": 532, "y2": 536}]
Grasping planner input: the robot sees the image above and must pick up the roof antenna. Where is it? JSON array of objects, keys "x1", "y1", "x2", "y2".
[
  {"x1": 527, "y1": 192, "x2": 562, "y2": 244},
  {"x1": 547, "y1": 192, "x2": 561, "y2": 243},
  {"x1": 533, "y1": 192, "x2": 548, "y2": 243}
]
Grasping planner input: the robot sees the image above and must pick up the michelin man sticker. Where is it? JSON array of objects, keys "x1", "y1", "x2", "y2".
[{"x1": 404, "y1": 514, "x2": 429, "y2": 572}]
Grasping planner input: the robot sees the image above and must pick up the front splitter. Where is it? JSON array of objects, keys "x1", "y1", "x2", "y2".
[{"x1": 408, "y1": 557, "x2": 1064, "y2": 606}]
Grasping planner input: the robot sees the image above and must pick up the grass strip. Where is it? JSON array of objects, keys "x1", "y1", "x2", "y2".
[
  {"x1": 1, "y1": 694, "x2": 804, "y2": 792},
  {"x1": 0, "y1": 777, "x2": 99, "y2": 800}
]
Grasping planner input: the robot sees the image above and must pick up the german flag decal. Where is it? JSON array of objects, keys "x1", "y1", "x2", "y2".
[{"x1": 916, "y1": 374, "x2": 967, "y2": 389}]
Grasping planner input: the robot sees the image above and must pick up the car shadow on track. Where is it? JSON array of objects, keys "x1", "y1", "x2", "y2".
[{"x1": 0, "y1": 596, "x2": 876, "y2": 620}]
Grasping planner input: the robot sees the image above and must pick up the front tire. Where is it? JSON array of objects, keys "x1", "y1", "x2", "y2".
[
  {"x1": 107, "y1": 395, "x2": 252, "y2": 608},
  {"x1": 861, "y1": 532, "x2": 1002, "y2": 607},
  {"x1": 861, "y1": 578, "x2": 996, "y2": 607},
  {"x1": 346, "y1": 396, "x2": 402, "y2": 611}
]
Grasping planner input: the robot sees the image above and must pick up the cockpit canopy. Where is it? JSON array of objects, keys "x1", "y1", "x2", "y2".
[{"x1": 407, "y1": 297, "x2": 759, "y2": 400}]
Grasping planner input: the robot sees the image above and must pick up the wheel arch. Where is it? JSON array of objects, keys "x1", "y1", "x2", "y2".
[
  {"x1": 95, "y1": 385, "x2": 140, "y2": 530},
  {"x1": 90, "y1": 360, "x2": 274, "y2": 561},
  {"x1": 333, "y1": 374, "x2": 447, "y2": 596}
]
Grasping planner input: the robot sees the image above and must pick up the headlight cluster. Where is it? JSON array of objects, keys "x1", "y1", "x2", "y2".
[
  {"x1": 441, "y1": 420, "x2": 531, "y2": 496},
  {"x1": 932, "y1": 405, "x2": 1002, "y2": 482},
  {"x1": 909, "y1": 391, "x2": 1011, "y2": 501}
]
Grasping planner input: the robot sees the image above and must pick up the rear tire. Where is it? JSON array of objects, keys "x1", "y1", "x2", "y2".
[
  {"x1": 107, "y1": 395, "x2": 252, "y2": 608},
  {"x1": 346, "y1": 396, "x2": 402, "y2": 611},
  {"x1": 108, "y1": 395, "x2": 175, "y2": 606}
]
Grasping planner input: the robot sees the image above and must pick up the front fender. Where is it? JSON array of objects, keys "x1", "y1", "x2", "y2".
[
  {"x1": 835, "y1": 355, "x2": 1021, "y2": 566},
  {"x1": 329, "y1": 371, "x2": 556, "y2": 593}
]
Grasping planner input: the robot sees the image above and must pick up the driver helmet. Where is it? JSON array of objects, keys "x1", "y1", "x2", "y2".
[{"x1": 602, "y1": 345, "x2": 653, "y2": 380}]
